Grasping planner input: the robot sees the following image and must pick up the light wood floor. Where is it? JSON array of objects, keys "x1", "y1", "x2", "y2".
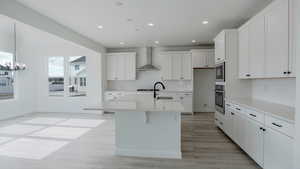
[{"x1": 0, "y1": 112, "x2": 261, "y2": 169}]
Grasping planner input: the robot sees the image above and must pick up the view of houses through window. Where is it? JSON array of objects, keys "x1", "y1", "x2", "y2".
[
  {"x1": 68, "y1": 56, "x2": 87, "y2": 97},
  {"x1": 48, "y1": 57, "x2": 64, "y2": 96},
  {"x1": 48, "y1": 56, "x2": 86, "y2": 97},
  {"x1": 0, "y1": 51, "x2": 14, "y2": 99}
]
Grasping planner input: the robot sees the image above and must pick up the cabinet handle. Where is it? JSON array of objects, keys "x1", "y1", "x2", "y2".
[
  {"x1": 249, "y1": 114, "x2": 257, "y2": 118},
  {"x1": 217, "y1": 58, "x2": 221, "y2": 60},
  {"x1": 272, "y1": 123, "x2": 283, "y2": 128},
  {"x1": 287, "y1": 71, "x2": 291, "y2": 74},
  {"x1": 235, "y1": 108, "x2": 241, "y2": 111},
  {"x1": 231, "y1": 112, "x2": 235, "y2": 115},
  {"x1": 260, "y1": 127, "x2": 266, "y2": 131},
  {"x1": 246, "y1": 74, "x2": 251, "y2": 77},
  {"x1": 283, "y1": 72, "x2": 287, "y2": 75}
]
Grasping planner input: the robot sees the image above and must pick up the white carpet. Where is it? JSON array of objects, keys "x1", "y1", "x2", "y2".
[
  {"x1": 0, "y1": 138, "x2": 69, "y2": 160},
  {"x1": 57, "y1": 119, "x2": 105, "y2": 128},
  {"x1": 29, "y1": 127, "x2": 91, "y2": 139},
  {"x1": 0, "y1": 124, "x2": 45, "y2": 135},
  {"x1": 23, "y1": 117, "x2": 66, "y2": 125}
]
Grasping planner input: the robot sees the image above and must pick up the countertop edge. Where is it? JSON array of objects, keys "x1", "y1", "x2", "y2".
[{"x1": 226, "y1": 98, "x2": 295, "y2": 123}]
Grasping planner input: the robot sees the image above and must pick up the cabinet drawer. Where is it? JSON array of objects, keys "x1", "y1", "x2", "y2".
[
  {"x1": 265, "y1": 116, "x2": 294, "y2": 138},
  {"x1": 246, "y1": 109, "x2": 264, "y2": 123}
]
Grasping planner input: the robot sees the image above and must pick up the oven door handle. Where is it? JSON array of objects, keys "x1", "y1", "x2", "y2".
[{"x1": 215, "y1": 90, "x2": 225, "y2": 93}]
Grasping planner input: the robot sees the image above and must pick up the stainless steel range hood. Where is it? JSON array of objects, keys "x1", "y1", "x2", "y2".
[{"x1": 136, "y1": 47, "x2": 159, "y2": 71}]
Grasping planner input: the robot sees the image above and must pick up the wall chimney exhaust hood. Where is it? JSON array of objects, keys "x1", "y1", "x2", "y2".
[{"x1": 136, "y1": 47, "x2": 159, "y2": 71}]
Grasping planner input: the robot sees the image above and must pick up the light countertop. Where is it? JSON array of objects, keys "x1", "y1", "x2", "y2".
[
  {"x1": 105, "y1": 90, "x2": 193, "y2": 93},
  {"x1": 227, "y1": 98, "x2": 295, "y2": 123},
  {"x1": 87, "y1": 94, "x2": 190, "y2": 113}
]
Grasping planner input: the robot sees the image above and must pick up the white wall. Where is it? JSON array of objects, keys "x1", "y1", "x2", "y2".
[
  {"x1": 0, "y1": 15, "x2": 36, "y2": 119},
  {"x1": 15, "y1": 22, "x2": 103, "y2": 114},
  {"x1": 251, "y1": 78, "x2": 296, "y2": 107},
  {"x1": 193, "y1": 69, "x2": 215, "y2": 112},
  {"x1": 294, "y1": 0, "x2": 300, "y2": 167},
  {"x1": 106, "y1": 46, "x2": 212, "y2": 91}
]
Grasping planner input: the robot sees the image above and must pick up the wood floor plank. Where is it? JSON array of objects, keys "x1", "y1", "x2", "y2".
[{"x1": 0, "y1": 112, "x2": 261, "y2": 169}]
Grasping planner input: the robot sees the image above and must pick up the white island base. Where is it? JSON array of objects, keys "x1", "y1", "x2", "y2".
[{"x1": 115, "y1": 111, "x2": 181, "y2": 159}]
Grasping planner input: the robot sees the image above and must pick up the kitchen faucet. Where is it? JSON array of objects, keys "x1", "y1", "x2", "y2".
[{"x1": 153, "y1": 82, "x2": 166, "y2": 98}]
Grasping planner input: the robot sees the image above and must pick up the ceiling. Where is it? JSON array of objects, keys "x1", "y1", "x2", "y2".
[{"x1": 16, "y1": 0, "x2": 272, "y2": 48}]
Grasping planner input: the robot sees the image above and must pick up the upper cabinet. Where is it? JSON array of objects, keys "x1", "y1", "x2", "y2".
[
  {"x1": 160, "y1": 52, "x2": 192, "y2": 81},
  {"x1": 238, "y1": 0, "x2": 294, "y2": 79},
  {"x1": 239, "y1": 16, "x2": 265, "y2": 79},
  {"x1": 265, "y1": 0, "x2": 289, "y2": 78},
  {"x1": 106, "y1": 52, "x2": 136, "y2": 80},
  {"x1": 191, "y1": 49, "x2": 215, "y2": 68},
  {"x1": 214, "y1": 31, "x2": 226, "y2": 64}
]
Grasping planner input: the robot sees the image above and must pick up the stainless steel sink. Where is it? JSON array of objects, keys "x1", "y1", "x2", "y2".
[{"x1": 156, "y1": 96, "x2": 173, "y2": 100}]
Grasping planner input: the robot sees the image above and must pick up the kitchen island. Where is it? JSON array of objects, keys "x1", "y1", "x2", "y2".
[{"x1": 89, "y1": 93, "x2": 190, "y2": 159}]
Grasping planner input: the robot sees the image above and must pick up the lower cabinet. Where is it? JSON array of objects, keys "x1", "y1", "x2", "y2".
[
  {"x1": 245, "y1": 118, "x2": 264, "y2": 167},
  {"x1": 218, "y1": 102, "x2": 294, "y2": 169},
  {"x1": 264, "y1": 127, "x2": 294, "y2": 169}
]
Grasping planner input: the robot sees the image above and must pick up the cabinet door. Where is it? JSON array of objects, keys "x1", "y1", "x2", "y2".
[
  {"x1": 265, "y1": 0, "x2": 289, "y2": 78},
  {"x1": 215, "y1": 31, "x2": 226, "y2": 63},
  {"x1": 123, "y1": 53, "x2": 136, "y2": 80},
  {"x1": 238, "y1": 26, "x2": 250, "y2": 78},
  {"x1": 171, "y1": 54, "x2": 182, "y2": 80},
  {"x1": 249, "y1": 16, "x2": 265, "y2": 78},
  {"x1": 225, "y1": 108, "x2": 235, "y2": 139},
  {"x1": 245, "y1": 119, "x2": 264, "y2": 167},
  {"x1": 207, "y1": 50, "x2": 215, "y2": 68},
  {"x1": 264, "y1": 128, "x2": 294, "y2": 169},
  {"x1": 234, "y1": 112, "x2": 247, "y2": 149},
  {"x1": 106, "y1": 54, "x2": 117, "y2": 80},
  {"x1": 117, "y1": 55, "x2": 126, "y2": 80},
  {"x1": 191, "y1": 51, "x2": 208, "y2": 68},
  {"x1": 161, "y1": 54, "x2": 172, "y2": 80},
  {"x1": 181, "y1": 53, "x2": 192, "y2": 80}
]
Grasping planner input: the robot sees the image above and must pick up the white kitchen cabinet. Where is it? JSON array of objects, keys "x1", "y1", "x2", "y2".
[
  {"x1": 171, "y1": 54, "x2": 182, "y2": 80},
  {"x1": 264, "y1": 127, "x2": 294, "y2": 169},
  {"x1": 239, "y1": 15, "x2": 265, "y2": 79},
  {"x1": 238, "y1": 0, "x2": 294, "y2": 79},
  {"x1": 224, "y1": 100, "x2": 294, "y2": 169},
  {"x1": 234, "y1": 109, "x2": 247, "y2": 149},
  {"x1": 245, "y1": 118, "x2": 264, "y2": 167},
  {"x1": 106, "y1": 52, "x2": 136, "y2": 80},
  {"x1": 265, "y1": 0, "x2": 289, "y2": 78},
  {"x1": 249, "y1": 16, "x2": 265, "y2": 78},
  {"x1": 214, "y1": 31, "x2": 226, "y2": 63},
  {"x1": 191, "y1": 49, "x2": 215, "y2": 68},
  {"x1": 238, "y1": 25, "x2": 250, "y2": 79},
  {"x1": 160, "y1": 52, "x2": 192, "y2": 81}
]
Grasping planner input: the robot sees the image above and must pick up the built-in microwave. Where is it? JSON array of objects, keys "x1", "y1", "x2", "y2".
[
  {"x1": 215, "y1": 84, "x2": 225, "y2": 114},
  {"x1": 216, "y1": 62, "x2": 225, "y2": 82}
]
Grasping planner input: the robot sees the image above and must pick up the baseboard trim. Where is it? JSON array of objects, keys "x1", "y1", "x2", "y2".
[{"x1": 115, "y1": 148, "x2": 182, "y2": 159}]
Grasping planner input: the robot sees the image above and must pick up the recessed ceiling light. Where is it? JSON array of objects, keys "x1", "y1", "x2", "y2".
[
  {"x1": 115, "y1": 1, "x2": 123, "y2": 6},
  {"x1": 155, "y1": 41, "x2": 159, "y2": 44},
  {"x1": 120, "y1": 42, "x2": 125, "y2": 45},
  {"x1": 147, "y1": 23, "x2": 155, "y2": 27},
  {"x1": 97, "y1": 25, "x2": 103, "y2": 29},
  {"x1": 202, "y1": 20, "x2": 209, "y2": 25},
  {"x1": 192, "y1": 40, "x2": 197, "y2": 43}
]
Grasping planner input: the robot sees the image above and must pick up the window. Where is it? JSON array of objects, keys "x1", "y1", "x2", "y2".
[
  {"x1": 74, "y1": 65, "x2": 80, "y2": 70},
  {"x1": 0, "y1": 51, "x2": 14, "y2": 99},
  {"x1": 48, "y1": 56, "x2": 86, "y2": 97},
  {"x1": 69, "y1": 56, "x2": 86, "y2": 97},
  {"x1": 48, "y1": 57, "x2": 64, "y2": 96}
]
